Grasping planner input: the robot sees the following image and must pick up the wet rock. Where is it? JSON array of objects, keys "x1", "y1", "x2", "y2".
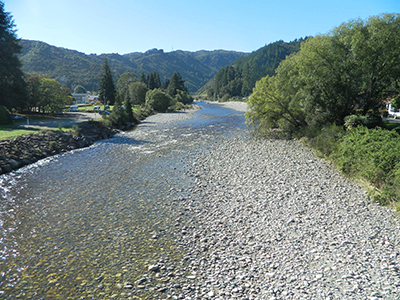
[{"x1": 148, "y1": 264, "x2": 160, "y2": 272}]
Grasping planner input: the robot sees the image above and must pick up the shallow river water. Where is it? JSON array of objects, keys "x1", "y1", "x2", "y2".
[{"x1": 0, "y1": 102, "x2": 246, "y2": 299}]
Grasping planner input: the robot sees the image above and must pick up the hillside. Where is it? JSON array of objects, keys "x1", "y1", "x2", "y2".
[
  {"x1": 205, "y1": 38, "x2": 307, "y2": 99},
  {"x1": 19, "y1": 40, "x2": 246, "y2": 93}
]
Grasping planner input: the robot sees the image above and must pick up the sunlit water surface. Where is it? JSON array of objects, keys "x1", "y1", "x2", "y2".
[{"x1": 0, "y1": 102, "x2": 247, "y2": 299}]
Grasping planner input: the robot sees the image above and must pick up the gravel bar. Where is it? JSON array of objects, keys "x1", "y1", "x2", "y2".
[{"x1": 170, "y1": 133, "x2": 400, "y2": 299}]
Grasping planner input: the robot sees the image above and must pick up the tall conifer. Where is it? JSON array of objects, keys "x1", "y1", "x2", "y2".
[
  {"x1": 99, "y1": 58, "x2": 116, "y2": 107},
  {"x1": 0, "y1": 1, "x2": 27, "y2": 109}
]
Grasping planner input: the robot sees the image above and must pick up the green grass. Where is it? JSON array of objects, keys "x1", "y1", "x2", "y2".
[
  {"x1": 0, "y1": 123, "x2": 73, "y2": 140},
  {"x1": 0, "y1": 124, "x2": 42, "y2": 140}
]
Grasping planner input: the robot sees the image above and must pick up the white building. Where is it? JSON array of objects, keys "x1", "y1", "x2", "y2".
[
  {"x1": 387, "y1": 101, "x2": 400, "y2": 118},
  {"x1": 71, "y1": 93, "x2": 88, "y2": 104}
]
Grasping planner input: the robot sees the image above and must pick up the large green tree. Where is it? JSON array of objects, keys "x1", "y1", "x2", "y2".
[
  {"x1": 38, "y1": 78, "x2": 73, "y2": 113},
  {"x1": 145, "y1": 89, "x2": 172, "y2": 112},
  {"x1": 128, "y1": 81, "x2": 148, "y2": 105},
  {"x1": 99, "y1": 58, "x2": 116, "y2": 107},
  {"x1": 247, "y1": 13, "x2": 400, "y2": 133},
  {"x1": 117, "y1": 72, "x2": 137, "y2": 103},
  {"x1": 0, "y1": 1, "x2": 27, "y2": 110},
  {"x1": 25, "y1": 73, "x2": 44, "y2": 111},
  {"x1": 167, "y1": 72, "x2": 186, "y2": 97}
]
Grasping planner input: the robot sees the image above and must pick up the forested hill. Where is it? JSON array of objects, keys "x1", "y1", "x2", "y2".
[
  {"x1": 19, "y1": 40, "x2": 246, "y2": 93},
  {"x1": 205, "y1": 38, "x2": 306, "y2": 99}
]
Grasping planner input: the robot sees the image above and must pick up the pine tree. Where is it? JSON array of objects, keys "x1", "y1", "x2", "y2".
[
  {"x1": 98, "y1": 58, "x2": 116, "y2": 107},
  {"x1": 0, "y1": 1, "x2": 27, "y2": 110},
  {"x1": 147, "y1": 72, "x2": 156, "y2": 90},
  {"x1": 154, "y1": 72, "x2": 161, "y2": 89},
  {"x1": 140, "y1": 71, "x2": 147, "y2": 85},
  {"x1": 167, "y1": 72, "x2": 186, "y2": 97}
]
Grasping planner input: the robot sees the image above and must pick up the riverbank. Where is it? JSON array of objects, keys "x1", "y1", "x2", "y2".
[
  {"x1": 168, "y1": 133, "x2": 400, "y2": 299},
  {"x1": 0, "y1": 104, "x2": 202, "y2": 175},
  {"x1": 0, "y1": 122, "x2": 115, "y2": 175}
]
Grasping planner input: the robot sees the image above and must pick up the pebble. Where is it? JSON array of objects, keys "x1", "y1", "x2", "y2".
[{"x1": 167, "y1": 135, "x2": 400, "y2": 299}]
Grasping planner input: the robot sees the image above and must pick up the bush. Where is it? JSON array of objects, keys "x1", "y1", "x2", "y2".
[
  {"x1": 301, "y1": 124, "x2": 344, "y2": 157},
  {"x1": 344, "y1": 115, "x2": 366, "y2": 130},
  {"x1": 145, "y1": 89, "x2": 172, "y2": 112},
  {"x1": 0, "y1": 106, "x2": 12, "y2": 125},
  {"x1": 135, "y1": 105, "x2": 153, "y2": 120},
  {"x1": 174, "y1": 90, "x2": 193, "y2": 105},
  {"x1": 171, "y1": 101, "x2": 185, "y2": 111},
  {"x1": 331, "y1": 126, "x2": 400, "y2": 205}
]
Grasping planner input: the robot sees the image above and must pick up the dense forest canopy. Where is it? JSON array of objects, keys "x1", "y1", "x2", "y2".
[{"x1": 206, "y1": 39, "x2": 305, "y2": 99}]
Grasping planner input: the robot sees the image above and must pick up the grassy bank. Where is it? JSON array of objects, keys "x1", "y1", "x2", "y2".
[
  {"x1": 301, "y1": 121, "x2": 400, "y2": 210},
  {"x1": 0, "y1": 123, "x2": 75, "y2": 140}
]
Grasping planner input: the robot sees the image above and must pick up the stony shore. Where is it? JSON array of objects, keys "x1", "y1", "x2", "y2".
[
  {"x1": 3, "y1": 101, "x2": 400, "y2": 299},
  {"x1": 165, "y1": 134, "x2": 400, "y2": 299},
  {"x1": 150, "y1": 101, "x2": 400, "y2": 300}
]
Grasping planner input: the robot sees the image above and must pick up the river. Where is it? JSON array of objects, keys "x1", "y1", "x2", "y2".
[{"x1": 0, "y1": 102, "x2": 247, "y2": 299}]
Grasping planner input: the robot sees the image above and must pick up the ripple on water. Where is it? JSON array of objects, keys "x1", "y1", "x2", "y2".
[{"x1": 0, "y1": 104, "x2": 247, "y2": 298}]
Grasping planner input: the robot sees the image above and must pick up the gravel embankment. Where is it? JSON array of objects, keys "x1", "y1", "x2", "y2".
[{"x1": 170, "y1": 134, "x2": 400, "y2": 299}]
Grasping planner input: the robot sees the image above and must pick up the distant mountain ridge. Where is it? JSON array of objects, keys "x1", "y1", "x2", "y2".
[{"x1": 19, "y1": 39, "x2": 246, "y2": 93}]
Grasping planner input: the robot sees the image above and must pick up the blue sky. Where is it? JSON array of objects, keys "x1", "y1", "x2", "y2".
[{"x1": 4, "y1": 0, "x2": 400, "y2": 55}]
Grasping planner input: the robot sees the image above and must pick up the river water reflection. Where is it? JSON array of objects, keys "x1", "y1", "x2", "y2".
[{"x1": 0, "y1": 102, "x2": 247, "y2": 299}]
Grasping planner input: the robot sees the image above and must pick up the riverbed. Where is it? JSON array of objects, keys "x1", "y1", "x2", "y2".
[
  {"x1": 0, "y1": 101, "x2": 247, "y2": 299},
  {"x1": 1, "y1": 101, "x2": 400, "y2": 300}
]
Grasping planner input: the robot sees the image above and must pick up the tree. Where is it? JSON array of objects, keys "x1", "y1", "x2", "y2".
[
  {"x1": 99, "y1": 58, "x2": 116, "y2": 107},
  {"x1": 0, "y1": 2, "x2": 27, "y2": 110},
  {"x1": 174, "y1": 90, "x2": 193, "y2": 105},
  {"x1": 117, "y1": 72, "x2": 137, "y2": 103},
  {"x1": 298, "y1": 14, "x2": 400, "y2": 125},
  {"x1": 25, "y1": 73, "x2": 45, "y2": 111},
  {"x1": 147, "y1": 71, "x2": 161, "y2": 90},
  {"x1": 38, "y1": 78, "x2": 72, "y2": 113},
  {"x1": 162, "y1": 78, "x2": 170, "y2": 90},
  {"x1": 246, "y1": 13, "x2": 400, "y2": 132},
  {"x1": 167, "y1": 72, "x2": 186, "y2": 97},
  {"x1": 0, "y1": 105, "x2": 12, "y2": 124},
  {"x1": 128, "y1": 81, "x2": 148, "y2": 105},
  {"x1": 140, "y1": 71, "x2": 146, "y2": 85},
  {"x1": 145, "y1": 89, "x2": 172, "y2": 112},
  {"x1": 246, "y1": 75, "x2": 305, "y2": 134}
]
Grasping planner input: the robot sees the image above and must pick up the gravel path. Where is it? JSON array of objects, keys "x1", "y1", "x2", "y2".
[{"x1": 169, "y1": 128, "x2": 400, "y2": 299}]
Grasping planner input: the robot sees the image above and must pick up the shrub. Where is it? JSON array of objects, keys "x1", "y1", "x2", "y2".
[
  {"x1": 174, "y1": 90, "x2": 193, "y2": 105},
  {"x1": 301, "y1": 124, "x2": 344, "y2": 157},
  {"x1": 135, "y1": 105, "x2": 153, "y2": 120},
  {"x1": 48, "y1": 141, "x2": 57, "y2": 150},
  {"x1": 344, "y1": 115, "x2": 366, "y2": 130},
  {"x1": 331, "y1": 126, "x2": 400, "y2": 204},
  {"x1": 171, "y1": 101, "x2": 185, "y2": 111},
  {"x1": 145, "y1": 89, "x2": 172, "y2": 112},
  {"x1": 0, "y1": 106, "x2": 12, "y2": 125}
]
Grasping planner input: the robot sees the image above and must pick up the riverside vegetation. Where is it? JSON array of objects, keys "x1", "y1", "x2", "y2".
[
  {"x1": 1, "y1": 2, "x2": 400, "y2": 211},
  {"x1": 246, "y1": 13, "x2": 400, "y2": 208}
]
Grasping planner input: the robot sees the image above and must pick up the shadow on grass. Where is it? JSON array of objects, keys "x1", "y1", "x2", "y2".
[{"x1": 0, "y1": 124, "x2": 49, "y2": 140}]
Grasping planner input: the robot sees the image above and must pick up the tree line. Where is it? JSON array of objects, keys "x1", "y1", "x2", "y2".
[
  {"x1": 98, "y1": 58, "x2": 192, "y2": 127},
  {"x1": 207, "y1": 39, "x2": 304, "y2": 100},
  {"x1": 246, "y1": 13, "x2": 400, "y2": 134},
  {"x1": 0, "y1": 1, "x2": 192, "y2": 124}
]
